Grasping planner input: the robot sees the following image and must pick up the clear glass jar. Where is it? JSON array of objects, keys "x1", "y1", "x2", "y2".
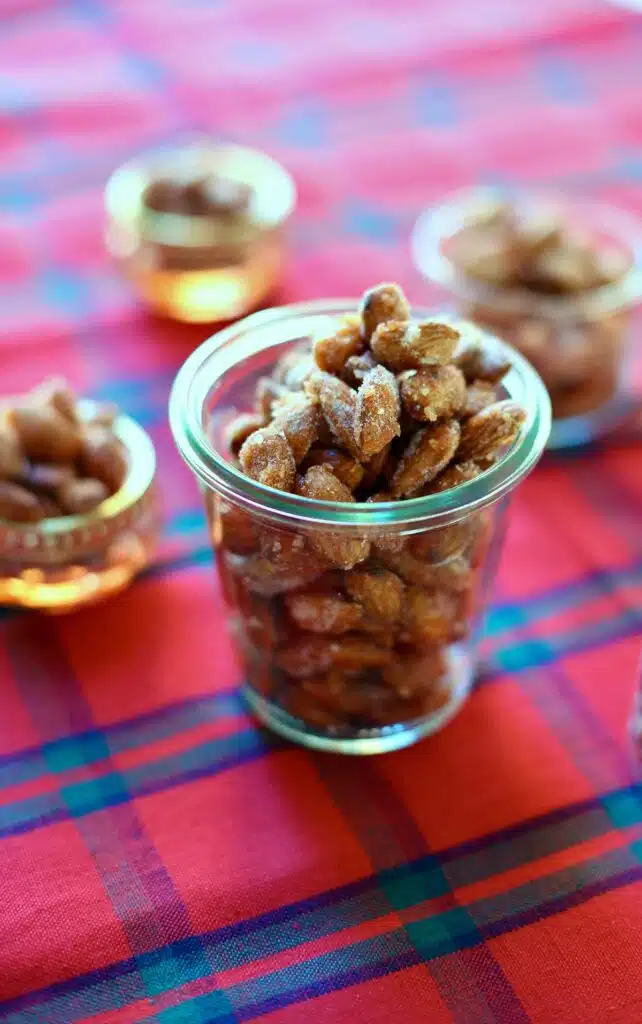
[
  {"x1": 0, "y1": 409, "x2": 159, "y2": 612},
  {"x1": 412, "y1": 187, "x2": 642, "y2": 449},
  {"x1": 170, "y1": 301, "x2": 551, "y2": 754},
  {"x1": 105, "y1": 142, "x2": 296, "y2": 324}
]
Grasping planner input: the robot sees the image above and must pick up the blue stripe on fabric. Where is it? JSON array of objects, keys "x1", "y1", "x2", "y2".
[
  {"x1": 0, "y1": 690, "x2": 243, "y2": 787},
  {"x1": 0, "y1": 729, "x2": 278, "y2": 838},
  {"x1": 4, "y1": 842, "x2": 641, "y2": 1024}
]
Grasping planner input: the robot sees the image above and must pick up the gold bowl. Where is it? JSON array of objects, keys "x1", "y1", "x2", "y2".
[{"x1": 0, "y1": 406, "x2": 159, "y2": 612}]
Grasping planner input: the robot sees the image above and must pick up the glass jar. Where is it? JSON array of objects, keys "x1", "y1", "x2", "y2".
[
  {"x1": 412, "y1": 187, "x2": 642, "y2": 449},
  {"x1": 170, "y1": 301, "x2": 551, "y2": 754},
  {"x1": 0, "y1": 408, "x2": 159, "y2": 612},
  {"x1": 105, "y1": 141, "x2": 296, "y2": 324}
]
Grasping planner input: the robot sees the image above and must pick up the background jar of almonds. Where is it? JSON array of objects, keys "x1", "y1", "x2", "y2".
[
  {"x1": 105, "y1": 140, "x2": 296, "y2": 324},
  {"x1": 170, "y1": 297, "x2": 550, "y2": 754},
  {"x1": 413, "y1": 187, "x2": 642, "y2": 449}
]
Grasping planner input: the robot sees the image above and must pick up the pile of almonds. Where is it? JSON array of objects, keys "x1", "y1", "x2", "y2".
[
  {"x1": 446, "y1": 198, "x2": 630, "y2": 294},
  {"x1": 0, "y1": 379, "x2": 128, "y2": 523},
  {"x1": 213, "y1": 282, "x2": 526, "y2": 734},
  {"x1": 443, "y1": 197, "x2": 632, "y2": 420}
]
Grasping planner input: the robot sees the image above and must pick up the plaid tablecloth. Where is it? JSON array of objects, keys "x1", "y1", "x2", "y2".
[{"x1": 2, "y1": 1, "x2": 642, "y2": 1021}]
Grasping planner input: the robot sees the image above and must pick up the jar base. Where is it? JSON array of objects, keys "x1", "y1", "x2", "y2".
[
  {"x1": 548, "y1": 390, "x2": 638, "y2": 450},
  {"x1": 243, "y1": 648, "x2": 473, "y2": 755}
]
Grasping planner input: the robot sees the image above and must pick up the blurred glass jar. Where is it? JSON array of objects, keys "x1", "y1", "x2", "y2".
[
  {"x1": 105, "y1": 141, "x2": 296, "y2": 324},
  {"x1": 170, "y1": 301, "x2": 550, "y2": 754},
  {"x1": 412, "y1": 187, "x2": 642, "y2": 449},
  {"x1": 0, "y1": 408, "x2": 159, "y2": 612}
]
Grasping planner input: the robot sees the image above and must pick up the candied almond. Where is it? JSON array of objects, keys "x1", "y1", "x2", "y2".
[
  {"x1": 313, "y1": 315, "x2": 364, "y2": 375},
  {"x1": 390, "y1": 419, "x2": 460, "y2": 498},
  {"x1": 378, "y1": 546, "x2": 471, "y2": 593},
  {"x1": 399, "y1": 365, "x2": 466, "y2": 422},
  {"x1": 354, "y1": 365, "x2": 400, "y2": 459},
  {"x1": 454, "y1": 336, "x2": 512, "y2": 384},
  {"x1": 0, "y1": 481, "x2": 45, "y2": 523},
  {"x1": 425, "y1": 459, "x2": 482, "y2": 494},
  {"x1": 228, "y1": 551, "x2": 321, "y2": 597},
  {"x1": 259, "y1": 527, "x2": 328, "y2": 578},
  {"x1": 224, "y1": 413, "x2": 264, "y2": 456},
  {"x1": 371, "y1": 319, "x2": 459, "y2": 372},
  {"x1": 457, "y1": 400, "x2": 526, "y2": 465},
  {"x1": 303, "y1": 447, "x2": 364, "y2": 492},
  {"x1": 529, "y1": 243, "x2": 593, "y2": 293},
  {"x1": 79, "y1": 426, "x2": 129, "y2": 492},
  {"x1": 382, "y1": 648, "x2": 448, "y2": 698},
  {"x1": 345, "y1": 567, "x2": 405, "y2": 622},
  {"x1": 314, "y1": 372, "x2": 360, "y2": 457},
  {"x1": 295, "y1": 466, "x2": 370, "y2": 569},
  {"x1": 449, "y1": 227, "x2": 519, "y2": 285},
  {"x1": 27, "y1": 462, "x2": 75, "y2": 496},
  {"x1": 10, "y1": 404, "x2": 81, "y2": 464},
  {"x1": 285, "y1": 591, "x2": 363, "y2": 634},
  {"x1": 401, "y1": 586, "x2": 460, "y2": 646},
  {"x1": 296, "y1": 464, "x2": 355, "y2": 504},
  {"x1": 215, "y1": 501, "x2": 259, "y2": 555},
  {"x1": 59, "y1": 478, "x2": 109, "y2": 515},
  {"x1": 460, "y1": 379, "x2": 497, "y2": 419},
  {"x1": 239, "y1": 428, "x2": 296, "y2": 492},
  {"x1": 0, "y1": 423, "x2": 23, "y2": 479},
  {"x1": 32, "y1": 377, "x2": 79, "y2": 425},
  {"x1": 271, "y1": 396, "x2": 322, "y2": 465},
  {"x1": 359, "y1": 282, "x2": 410, "y2": 341},
  {"x1": 409, "y1": 520, "x2": 475, "y2": 563},
  {"x1": 326, "y1": 634, "x2": 393, "y2": 670},
  {"x1": 360, "y1": 441, "x2": 393, "y2": 493}
]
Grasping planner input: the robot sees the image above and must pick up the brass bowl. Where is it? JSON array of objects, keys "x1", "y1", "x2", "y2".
[{"x1": 0, "y1": 406, "x2": 159, "y2": 612}]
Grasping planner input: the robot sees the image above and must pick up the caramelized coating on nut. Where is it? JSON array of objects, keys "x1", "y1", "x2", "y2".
[
  {"x1": 225, "y1": 413, "x2": 265, "y2": 456},
  {"x1": 315, "y1": 372, "x2": 361, "y2": 457},
  {"x1": 314, "y1": 315, "x2": 364, "y2": 375},
  {"x1": 359, "y1": 282, "x2": 410, "y2": 341},
  {"x1": 390, "y1": 419, "x2": 461, "y2": 498},
  {"x1": 271, "y1": 397, "x2": 322, "y2": 465},
  {"x1": 345, "y1": 567, "x2": 405, "y2": 622},
  {"x1": 239, "y1": 429, "x2": 296, "y2": 492},
  {"x1": 371, "y1": 320, "x2": 460, "y2": 372},
  {"x1": 303, "y1": 447, "x2": 364, "y2": 492},
  {"x1": 285, "y1": 591, "x2": 363, "y2": 634},
  {"x1": 399, "y1": 365, "x2": 466, "y2": 422},
  {"x1": 354, "y1": 365, "x2": 401, "y2": 459},
  {"x1": 457, "y1": 401, "x2": 526, "y2": 465}
]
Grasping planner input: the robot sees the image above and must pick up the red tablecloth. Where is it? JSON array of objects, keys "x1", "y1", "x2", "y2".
[{"x1": 2, "y1": 1, "x2": 642, "y2": 1021}]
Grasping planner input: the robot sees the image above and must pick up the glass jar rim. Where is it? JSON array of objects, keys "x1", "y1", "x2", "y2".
[
  {"x1": 411, "y1": 185, "x2": 642, "y2": 321},
  {"x1": 169, "y1": 299, "x2": 551, "y2": 532}
]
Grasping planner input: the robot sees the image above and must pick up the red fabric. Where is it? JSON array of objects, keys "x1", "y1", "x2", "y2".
[{"x1": 2, "y1": 1, "x2": 642, "y2": 1021}]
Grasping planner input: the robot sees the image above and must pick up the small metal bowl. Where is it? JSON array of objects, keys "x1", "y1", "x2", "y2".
[
  {"x1": 105, "y1": 140, "x2": 297, "y2": 324},
  {"x1": 0, "y1": 406, "x2": 159, "y2": 612}
]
